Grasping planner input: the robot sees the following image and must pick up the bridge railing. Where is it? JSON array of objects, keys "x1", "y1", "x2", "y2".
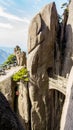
[{"x1": 49, "y1": 75, "x2": 68, "y2": 95}]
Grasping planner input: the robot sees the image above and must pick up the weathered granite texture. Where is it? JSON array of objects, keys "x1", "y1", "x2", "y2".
[
  {"x1": 0, "y1": 77, "x2": 15, "y2": 109},
  {"x1": 60, "y1": 67, "x2": 73, "y2": 130},
  {"x1": 62, "y1": 0, "x2": 73, "y2": 76},
  {"x1": 14, "y1": 46, "x2": 26, "y2": 66},
  {"x1": 1, "y1": 1, "x2": 73, "y2": 130},
  {"x1": 27, "y1": 2, "x2": 58, "y2": 130},
  {"x1": 0, "y1": 92, "x2": 25, "y2": 130},
  {"x1": 0, "y1": 75, "x2": 28, "y2": 129},
  {"x1": 60, "y1": 1, "x2": 73, "y2": 130},
  {"x1": 18, "y1": 81, "x2": 30, "y2": 130}
]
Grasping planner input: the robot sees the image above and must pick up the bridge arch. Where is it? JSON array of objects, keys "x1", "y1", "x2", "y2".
[
  {"x1": 49, "y1": 86, "x2": 66, "y2": 95},
  {"x1": 48, "y1": 75, "x2": 67, "y2": 96}
]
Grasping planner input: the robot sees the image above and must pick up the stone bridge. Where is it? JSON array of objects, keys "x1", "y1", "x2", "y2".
[{"x1": 49, "y1": 75, "x2": 68, "y2": 95}]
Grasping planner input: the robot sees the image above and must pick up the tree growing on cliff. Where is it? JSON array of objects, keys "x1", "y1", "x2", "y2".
[
  {"x1": 12, "y1": 67, "x2": 29, "y2": 82},
  {"x1": 3, "y1": 54, "x2": 16, "y2": 66}
]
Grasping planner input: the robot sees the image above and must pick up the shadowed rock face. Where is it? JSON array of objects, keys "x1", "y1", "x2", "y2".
[
  {"x1": 27, "y1": 2, "x2": 58, "y2": 130},
  {"x1": 0, "y1": 92, "x2": 25, "y2": 130},
  {"x1": 60, "y1": 1, "x2": 73, "y2": 130},
  {"x1": 62, "y1": 0, "x2": 73, "y2": 76}
]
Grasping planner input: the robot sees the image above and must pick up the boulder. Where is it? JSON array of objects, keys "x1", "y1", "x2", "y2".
[
  {"x1": 27, "y1": 2, "x2": 58, "y2": 130},
  {"x1": 0, "y1": 77, "x2": 15, "y2": 109}
]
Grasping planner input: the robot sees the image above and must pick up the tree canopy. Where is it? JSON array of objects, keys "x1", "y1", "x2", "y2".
[
  {"x1": 12, "y1": 67, "x2": 29, "y2": 82},
  {"x1": 3, "y1": 54, "x2": 16, "y2": 66}
]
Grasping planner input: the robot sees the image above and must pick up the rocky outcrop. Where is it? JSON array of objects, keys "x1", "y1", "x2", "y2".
[
  {"x1": 0, "y1": 77, "x2": 15, "y2": 109},
  {"x1": 60, "y1": 67, "x2": 73, "y2": 130},
  {"x1": 14, "y1": 46, "x2": 26, "y2": 66},
  {"x1": 20, "y1": 51, "x2": 26, "y2": 66},
  {"x1": 60, "y1": 1, "x2": 73, "y2": 130},
  {"x1": 0, "y1": 92, "x2": 25, "y2": 130},
  {"x1": 27, "y1": 2, "x2": 58, "y2": 130},
  {"x1": 1, "y1": 1, "x2": 73, "y2": 130},
  {"x1": 0, "y1": 66, "x2": 23, "y2": 110},
  {"x1": 0, "y1": 74, "x2": 29, "y2": 129},
  {"x1": 62, "y1": 0, "x2": 73, "y2": 76},
  {"x1": 18, "y1": 81, "x2": 30, "y2": 130}
]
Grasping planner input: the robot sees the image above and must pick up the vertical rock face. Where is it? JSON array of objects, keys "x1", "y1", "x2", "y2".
[
  {"x1": 0, "y1": 77, "x2": 15, "y2": 109},
  {"x1": 14, "y1": 46, "x2": 26, "y2": 66},
  {"x1": 14, "y1": 46, "x2": 21, "y2": 65},
  {"x1": 27, "y1": 2, "x2": 58, "y2": 130},
  {"x1": 18, "y1": 81, "x2": 30, "y2": 130},
  {"x1": 60, "y1": 67, "x2": 73, "y2": 130},
  {"x1": 62, "y1": 0, "x2": 73, "y2": 76},
  {"x1": 19, "y1": 52, "x2": 26, "y2": 66},
  {"x1": 60, "y1": 1, "x2": 73, "y2": 130},
  {"x1": 0, "y1": 92, "x2": 25, "y2": 130}
]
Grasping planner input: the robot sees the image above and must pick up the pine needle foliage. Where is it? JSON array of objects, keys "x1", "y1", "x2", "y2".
[{"x1": 12, "y1": 68, "x2": 29, "y2": 82}]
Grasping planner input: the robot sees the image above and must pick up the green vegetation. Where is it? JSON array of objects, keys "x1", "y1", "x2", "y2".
[
  {"x1": 61, "y1": 1, "x2": 69, "y2": 13},
  {"x1": 61, "y1": 3, "x2": 68, "y2": 9},
  {"x1": 58, "y1": 1, "x2": 69, "y2": 23},
  {"x1": 12, "y1": 67, "x2": 29, "y2": 82},
  {"x1": 3, "y1": 54, "x2": 16, "y2": 66},
  {"x1": 58, "y1": 14, "x2": 62, "y2": 22}
]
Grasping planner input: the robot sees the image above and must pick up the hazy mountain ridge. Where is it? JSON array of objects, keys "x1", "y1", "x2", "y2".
[{"x1": 0, "y1": 47, "x2": 14, "y2": 64}]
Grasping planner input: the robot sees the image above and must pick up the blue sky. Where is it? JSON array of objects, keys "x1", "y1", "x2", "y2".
[{"x1": 0, "y1": 0, "x2": 68, "y2": 51}]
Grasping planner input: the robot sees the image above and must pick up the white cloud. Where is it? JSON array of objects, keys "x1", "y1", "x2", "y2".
[
  {"x1": 0, "y1": 1, "x2": 10, "y2": 7},
  {"x1": 0, "y1": 0, "x2": 14, "y2": 7},
  {"x1": 0, "y1": 7, "x2": 4, "y2": 12},
  {"x1": 0, "y1": 7, "x2": 30, "y2": 24},
  {"x1": 0, "y1": 25, "x2": 28, "y2": 49},
  {"x1": 0, "y1": 6, "x2": 30, "y2": 50},
  {"x1": 0, "y1": 23, "x2": 13, "y2": 29}
]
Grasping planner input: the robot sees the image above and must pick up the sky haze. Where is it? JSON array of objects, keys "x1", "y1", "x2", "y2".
[{"x1": 0, "y1": 0, "x2": 68, "y2": 50}]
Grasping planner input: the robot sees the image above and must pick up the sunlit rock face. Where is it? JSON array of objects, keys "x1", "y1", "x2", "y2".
[
  {"x1": 60, "y1": 67, "x2": 73, "y2": 130},
  {"x1": 14, "y1": 46, "x2": 26, "y2": 66},
  {"x1": 17, "y1": 81, "x2": 30, "y2": 130},
  {"x1": 27, "y1": 2, "x2": 58, "y2": 130},
  {"x1": 1, "y1": 1, "x2": 73, "y2": 130},
  {"x1": 0, "y1": 77, "x2": 15, "y2": 110}
]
